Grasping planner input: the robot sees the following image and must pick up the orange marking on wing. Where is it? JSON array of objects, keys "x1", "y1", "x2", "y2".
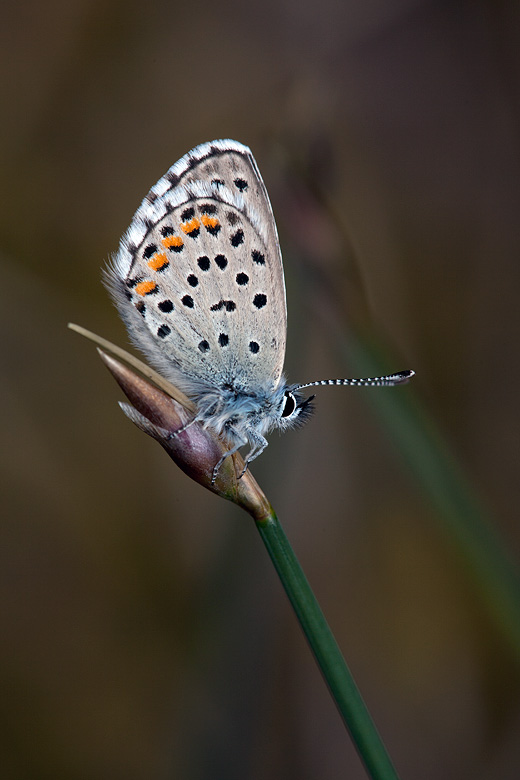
[
  {"x1": 161, "y1": 235, "x2": 183, "y2": 249},
  {"x1": 201, "y1": 215, "x2": 220, "y2": 230},
  {"x1": 135, "y1": 280, "x2": 157, "y2": 296},
  {"x1": 147, "y1": 252, "x2": 169, "y2": 271},
  {"x1": 180, "y1": 217, "x2": 200, "y2": 234}
]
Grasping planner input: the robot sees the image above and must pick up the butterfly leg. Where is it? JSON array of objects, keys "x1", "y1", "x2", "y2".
[
  {"x1": 238, "y1": 433, "x2": 269, "y2": 478},
  {"x1": 211, "y1": 431, "x2": 269, "y2": 484},
  {"x1": 211, "y1": 434, "x2": 249, "y2": 485},
  {"x1": 166, "y1": 417, "x2": 198, "y2": 440},
  {"x1": 164, "y1": 417, "x2": 246, "y2": 486}
]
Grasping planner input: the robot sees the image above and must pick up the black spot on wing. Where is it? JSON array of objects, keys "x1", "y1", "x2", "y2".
[
  {"x1": 210, "y1": 300, "x2": 236, "y2": 312},
  {"x1": 158, "y1": 300, "x2": 173, "y2": 313},
  {"x1": 231, "y1": 229, "x2": 244, "y2": 247},
  {"x1": 181, "y1": 207, "x2": 195, "y2": 221},
  {"x1": 253, "y1": 293, "x2": 267, "y2": 308},
  {"x1": 251, "y1": 250, "x2": 265, "y2": 265}
]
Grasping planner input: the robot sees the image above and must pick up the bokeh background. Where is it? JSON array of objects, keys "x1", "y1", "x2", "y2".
[{"x1": 2, "y1": 1, "x2": 520, "y2": 778}]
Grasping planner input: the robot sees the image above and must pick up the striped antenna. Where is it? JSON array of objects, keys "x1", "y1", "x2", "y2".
[{"x1": 295, "y1": 370, "x2": 415, "y2": 391}]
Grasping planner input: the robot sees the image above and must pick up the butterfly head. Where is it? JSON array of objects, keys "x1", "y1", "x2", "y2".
[{"x1": 276, "y1": 387, "x2": 315, "y2": 430}]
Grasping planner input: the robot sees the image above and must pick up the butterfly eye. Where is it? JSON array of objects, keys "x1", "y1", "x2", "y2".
[{"x1": 281, "y1": 392, "x2": 297, "y2": 418}]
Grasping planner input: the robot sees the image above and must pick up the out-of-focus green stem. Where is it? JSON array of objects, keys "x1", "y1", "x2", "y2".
[
  {"x1": 256, "y1": 510, "x2": 400, "y2": 780},
  {"x1": 344, "y1": 334, "x2": 520, "y2": 660}
]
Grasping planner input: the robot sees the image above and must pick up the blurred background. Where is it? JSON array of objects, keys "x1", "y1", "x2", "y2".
[{"x1": 2, "y1": 1, "x2": 520, "y2": 778}]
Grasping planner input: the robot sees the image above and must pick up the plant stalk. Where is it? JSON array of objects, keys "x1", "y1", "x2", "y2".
[{"x1": 256, "y1": 510, "x2": 400, "y2": 780}]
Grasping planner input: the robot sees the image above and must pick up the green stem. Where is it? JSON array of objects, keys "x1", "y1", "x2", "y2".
[{"x1": 256, "y1": 510, "x2": 400, "y2": 780}]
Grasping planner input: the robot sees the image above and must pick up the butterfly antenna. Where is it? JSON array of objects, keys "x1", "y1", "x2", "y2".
[{"x1": 295, "y1": 370, "x2": 415, "y2": 391}]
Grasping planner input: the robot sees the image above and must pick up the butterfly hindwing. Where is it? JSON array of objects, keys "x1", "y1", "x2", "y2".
[{"x1": 108, "y1": 141, "x2": 287, "y2": 397}]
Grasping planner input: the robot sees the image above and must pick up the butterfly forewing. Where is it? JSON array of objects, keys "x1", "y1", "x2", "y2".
[{"x1": 110, "y1": 141, "x2": 287, "y2": 397}]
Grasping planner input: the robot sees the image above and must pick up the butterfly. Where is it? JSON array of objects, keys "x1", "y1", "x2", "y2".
[{"x1": 106, "y1": 140, "x2": 413, "y2": 480}]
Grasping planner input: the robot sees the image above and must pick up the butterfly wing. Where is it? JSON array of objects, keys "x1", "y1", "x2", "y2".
[{"x1": 107, "y1": 140, "x2": 287, "y2": 398}]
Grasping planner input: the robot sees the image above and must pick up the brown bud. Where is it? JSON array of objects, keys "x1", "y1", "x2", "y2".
[{"x1": 98, "y1": 350, "x2": 272, "y2": 523}]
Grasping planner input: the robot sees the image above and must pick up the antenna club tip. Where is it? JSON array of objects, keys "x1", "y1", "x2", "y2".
[{"x1": 397, "y1": 369, "x2": 415, "y2": 383}]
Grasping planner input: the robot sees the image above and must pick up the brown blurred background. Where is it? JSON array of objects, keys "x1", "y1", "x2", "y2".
[{"x1": 2, "y1": 1, "x2": 520, "y2": 778}]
